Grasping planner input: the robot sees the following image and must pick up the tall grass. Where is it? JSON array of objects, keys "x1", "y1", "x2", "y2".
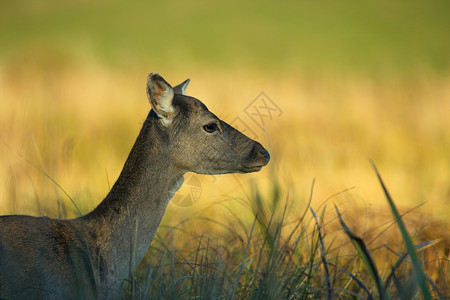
[{"x1": 113, "y1": 172, "x2": 447, "y2": 299}]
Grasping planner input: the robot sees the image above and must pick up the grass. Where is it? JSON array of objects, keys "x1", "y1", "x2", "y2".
[{"x1": 114, "y1": 171, "x2": 447, "y2": 299}]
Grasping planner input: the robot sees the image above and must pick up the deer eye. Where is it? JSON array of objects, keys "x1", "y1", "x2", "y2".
[{"x1": 203, "y1": 122, "x2": 218, "y2": 133}]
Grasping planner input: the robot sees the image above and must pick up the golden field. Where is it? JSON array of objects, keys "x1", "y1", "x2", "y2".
[{"x1": 1, "y1": 66, "x2": 449, "y2": 219}]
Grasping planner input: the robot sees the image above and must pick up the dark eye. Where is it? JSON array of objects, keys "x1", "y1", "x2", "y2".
[{"x1": 203, "y1": 122, "x2": 218, "y2": 133}]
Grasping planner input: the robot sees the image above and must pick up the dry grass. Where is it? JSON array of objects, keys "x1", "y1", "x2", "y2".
[{"x1": 1, "y1": 65, "x2": 449, "y2": 215}]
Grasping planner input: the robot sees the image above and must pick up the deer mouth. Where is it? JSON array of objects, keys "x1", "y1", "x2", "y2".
[{"x1": 241, "y1": 157, "x2": 270, "y2": 173}]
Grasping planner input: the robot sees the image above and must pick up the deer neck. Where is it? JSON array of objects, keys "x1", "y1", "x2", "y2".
[{"x1": 79, "y1": 112, "x2": 183, "y2": 290}]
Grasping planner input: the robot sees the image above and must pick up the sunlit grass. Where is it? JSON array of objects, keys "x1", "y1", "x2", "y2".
[
  {"x1": 122, "y1": 173, "x2": 448, "y2": 298},
  {"x1": 1, "y1": 66, "x2": 448, "y2": 218}
]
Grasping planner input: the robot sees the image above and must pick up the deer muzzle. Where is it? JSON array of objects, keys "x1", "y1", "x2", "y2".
[{"x1": 241, "y1": 142, "x2": 270, "y2": 173}]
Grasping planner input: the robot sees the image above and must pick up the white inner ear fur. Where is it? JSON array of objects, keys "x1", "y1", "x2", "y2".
[
  {"x1": 155, "y1": 87, "x2": 175, "y2": 115},
  {"x1": 147, "y1": 74, "x2": 175, "y2": 127},
  {"x1": 156, "y1": 87, "x2": 174, "y2": 127}
]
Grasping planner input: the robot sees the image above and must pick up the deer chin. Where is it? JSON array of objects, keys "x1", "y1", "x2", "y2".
[
  {"x1": 195, "y1": 166, "x2": 263, "y2": 175},
  {"x1": 240, "y1": 164, "x2": 265, "y2": 173},
  {"x1": 242, "y1": 166, "x2": 263, "y2": 173}
]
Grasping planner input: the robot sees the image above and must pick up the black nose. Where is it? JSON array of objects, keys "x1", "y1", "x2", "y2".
[{"x1": 260, "y1": 148, "x2": 270, "y2": 162}]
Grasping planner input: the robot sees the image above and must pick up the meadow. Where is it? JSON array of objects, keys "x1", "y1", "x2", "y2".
[{"x1": 0, "y1": 0, "x2": 449, "y2": 298}]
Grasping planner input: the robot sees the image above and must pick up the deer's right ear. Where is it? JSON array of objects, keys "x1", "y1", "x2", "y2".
[{"x1": 147, "y1": 73, "x2": 175, "y2": 126}]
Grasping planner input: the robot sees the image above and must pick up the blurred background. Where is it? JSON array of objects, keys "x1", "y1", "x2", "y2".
[{"x1": 0, "y1": 0, "x2": 449, "y2": 229}]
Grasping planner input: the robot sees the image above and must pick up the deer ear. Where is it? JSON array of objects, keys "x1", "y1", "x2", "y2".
[
  {"x1": 172, "y1": 78, "x2": 190, "y2": 95},
  {"x1": 146, "y1": 73, "x2": 175, "y2": 126}
]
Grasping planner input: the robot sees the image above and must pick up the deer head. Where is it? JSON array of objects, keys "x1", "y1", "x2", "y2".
[{"x1": 146, "y1": 73, "x2": 270, "y2": 175}]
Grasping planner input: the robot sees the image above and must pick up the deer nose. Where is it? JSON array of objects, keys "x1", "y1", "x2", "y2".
[
  {"x1": 249, "y1": 143, "x2": 270, "y2": 167},
  {"x1": 260, "y1": 148, "x2": 270, "y2": 162}
]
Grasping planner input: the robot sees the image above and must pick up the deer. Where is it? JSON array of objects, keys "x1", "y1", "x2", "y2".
[{"x1": 0, "y1": 73, "x2": 270, "y2": 299}]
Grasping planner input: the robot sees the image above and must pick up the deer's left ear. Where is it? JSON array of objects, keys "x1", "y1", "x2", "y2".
[
  {"x1": 147, "y1": 73, "x2": 175, "y2": 126},
  {"x1": 173, "y1": 78, "x2": 190, "y2": 95}
]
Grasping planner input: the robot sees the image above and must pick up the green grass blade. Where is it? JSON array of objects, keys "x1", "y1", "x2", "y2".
[
  {"x1": 230, "y1": 213, "x2": 258, "y2": 300},
  {"x1": 310, "y1": 207, "x2": 333, "y2": 299},
  {"x1": 370, "y1": 160, "x2": 432, "y2": 300},
  {"x1": 335, "y1": 204, "x2": 385, "y2": 299},
  {"x1": 330, "y1": 263, "x2": 373, "y2": 300}
]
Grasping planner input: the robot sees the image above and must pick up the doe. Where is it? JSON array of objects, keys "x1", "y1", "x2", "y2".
[{"x1": 0, "y1": 73, "x2": 270, "y2": 299}]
